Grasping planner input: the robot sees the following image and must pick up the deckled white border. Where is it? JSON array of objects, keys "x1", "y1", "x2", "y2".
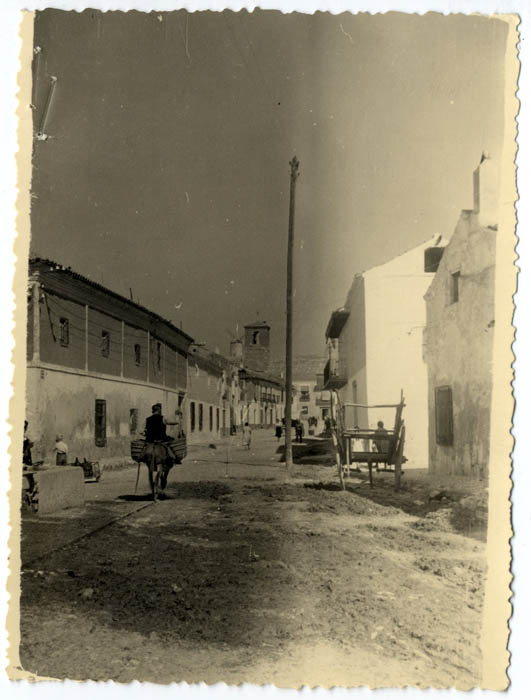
[{"x1": 1, "y1": 1, "x2": 528, "y2": 699}]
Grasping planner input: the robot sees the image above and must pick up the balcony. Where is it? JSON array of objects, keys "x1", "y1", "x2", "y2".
[{"x1": 323, "y1": 359, "x2": 347, "y2": 390}]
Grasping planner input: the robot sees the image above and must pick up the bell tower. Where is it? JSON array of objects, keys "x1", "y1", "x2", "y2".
[{"x1": 243, "y1": 321, "x2": 271, "y2": 373}]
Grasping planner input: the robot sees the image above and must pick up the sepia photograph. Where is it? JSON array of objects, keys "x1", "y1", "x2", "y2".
[{"x1": 7, "y1": 6, "x2": 518, "y2": 690}]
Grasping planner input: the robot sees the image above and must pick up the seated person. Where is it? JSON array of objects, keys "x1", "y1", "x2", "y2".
[
  {"x1": 53, "y1": 435, "x2": 68, "y2": 466},
  {"x1": 372, "y1": 420, "x2": 390, "y2": 454}
]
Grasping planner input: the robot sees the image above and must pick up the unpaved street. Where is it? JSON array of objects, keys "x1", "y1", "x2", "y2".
[{"x1": 19, "y1": 432, "x2": 487, "y2": 688}]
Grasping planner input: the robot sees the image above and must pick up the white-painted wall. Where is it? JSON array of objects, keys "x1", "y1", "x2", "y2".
[{"x1": 363, "y1": 238, "x2": 442, "y2": 467}]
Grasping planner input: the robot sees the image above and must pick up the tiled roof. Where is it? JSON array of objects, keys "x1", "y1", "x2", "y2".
[{"x1": 29, "y1": 257, "x2": 194, "y2": 344}]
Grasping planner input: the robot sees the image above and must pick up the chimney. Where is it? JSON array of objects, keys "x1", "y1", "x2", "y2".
[{"x1": 473, "y1": 152, "x2": 499, "y2": 228}]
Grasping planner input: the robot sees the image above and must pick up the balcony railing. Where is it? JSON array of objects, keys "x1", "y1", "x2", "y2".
[{"x1": 323, "y1": 359, "x2": 347, "y2": 390}]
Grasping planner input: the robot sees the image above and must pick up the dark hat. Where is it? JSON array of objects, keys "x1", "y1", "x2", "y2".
[{"x1": 152, "y1": 403, "x2": 162, "y2": 411}]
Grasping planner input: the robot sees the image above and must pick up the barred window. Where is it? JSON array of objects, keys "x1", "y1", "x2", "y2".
[
  {"x1": 95, "y1": 399, "x2": 107, "y2": 446},
  {"x1": 134, "y1": 344, "x2": 141, "y2": 366}
]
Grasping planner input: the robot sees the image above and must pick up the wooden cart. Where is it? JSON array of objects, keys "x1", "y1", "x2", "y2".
[{"x1": 331, "y1": 391, "x2": 407, "y2": 490}]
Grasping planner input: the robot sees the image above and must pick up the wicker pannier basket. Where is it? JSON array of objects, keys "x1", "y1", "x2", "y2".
[{"x1": 130, "y1": 439, "x2": 146, "y2": 463}]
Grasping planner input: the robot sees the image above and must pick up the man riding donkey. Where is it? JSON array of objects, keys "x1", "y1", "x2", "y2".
[{"x1": 140, "y1": 403, "x2": 182, "y2": 498}]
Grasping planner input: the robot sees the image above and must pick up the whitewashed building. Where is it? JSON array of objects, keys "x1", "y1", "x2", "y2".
[{"x1": 323, "y1": 235, "x2": 446, "y2": 468}]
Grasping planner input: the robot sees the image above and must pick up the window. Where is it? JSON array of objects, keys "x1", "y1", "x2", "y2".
[
  {"x1": 59, "y1": 317, "x2": 69, "y2": 347},
  {"x1": 451, "y1": 271, "x2": 460, "y2": 304},
  {"x1": 95, "y1": 399, "x2": 107, "y2": 446},
  {"x1": 156, "y1": 342, "x2": 162, "y2": 372},
  {"x1": 190, "y1": 402, "x2": 196, "y2": 432},
  {"x1": 435, "y1": 386, "x2": 453, "y2": 446},
  {"x1": 134, "y1": 344, "x2": 141, "y2": 366},
  {"x1": 129, "y1": 408, "x2": 138, "y2": 435},
  {"x1": 252, "y1": 330, "x2": 260, "y2": 344},
  {"x1": 216, "y1": 408, "x2": 220, "y2": 431},
  {"x1": 300, "y1": 385, "x2": 310, "y2": 402},
  {"x1": 101, "y1": 331, "x2": 110, "y2": 357},
  {"x1": 199, "y1": 403, "x2": 203, "y2": 431},
  {"x1": 209, "y1": 405, "x2": 213, "y2": 431}
]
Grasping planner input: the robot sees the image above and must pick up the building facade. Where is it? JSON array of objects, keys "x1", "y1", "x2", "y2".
[
  {"x1": 324, "y1": 235, "x2": 445, "y2": 468},
  {"x1": 238, "y1": 369, "x2": 283, "y2": 428},
  {"x1": 292, "y1": 375, "x2": 331, "y2": 434},
  {"x1": 26, "y1": 259, "x2": 193, "y2": 465},
  {"x1": 424, "y1": 158, "x2": 497, "y2": 478},
  {"x1": 186, "y1": 344, "x2": 241, "y2": 444}
]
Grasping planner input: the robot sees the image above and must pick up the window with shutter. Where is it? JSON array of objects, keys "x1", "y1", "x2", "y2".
[{"x1": 435, "y1": 386, "x2": 453, "y2": 446}]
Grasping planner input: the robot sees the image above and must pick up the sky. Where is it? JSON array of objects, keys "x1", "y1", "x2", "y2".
[{"x1": 30, "y1": 9, "x2": 509, "y2": 360}]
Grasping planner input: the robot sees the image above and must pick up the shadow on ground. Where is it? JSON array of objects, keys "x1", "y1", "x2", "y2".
[{"x1": 276, "y1": 438, "x2": 335, "y2": 465}]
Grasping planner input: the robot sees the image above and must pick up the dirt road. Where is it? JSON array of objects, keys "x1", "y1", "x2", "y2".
[{"x1": 18, "y1": 432, "x2": 487, "y2": 688}]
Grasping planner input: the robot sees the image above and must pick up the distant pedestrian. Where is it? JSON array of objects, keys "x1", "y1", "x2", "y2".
[
  {"x1": 295, "y1": 421, "x2": 303, "y2": 443},
  {"x1": 53, "y1": 435, "x2": 68, "y2": 466},
  {"x1": 242, "y1": 422, "x2": 252, "y2": 450},
  {"x1": 275, "y1": 420, "x2": 282, "y2": 441}
]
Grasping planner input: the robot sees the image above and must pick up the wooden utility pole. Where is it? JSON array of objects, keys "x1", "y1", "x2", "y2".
[{"x1": 284, "y1": 156, "x2": 299, "y2": 475}]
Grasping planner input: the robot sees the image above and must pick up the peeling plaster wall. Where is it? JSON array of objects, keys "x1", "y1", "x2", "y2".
[{"x1": 425, "y1": 212, "x2": 496, "y2": 477}]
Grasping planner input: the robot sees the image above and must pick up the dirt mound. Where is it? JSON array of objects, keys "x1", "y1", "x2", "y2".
[
  {"x1": 241, "y1": 482, "x2": 397, "y2": 517},
  {"x1": 410, "y1": 495, "x2": 487, "y2": 541}
]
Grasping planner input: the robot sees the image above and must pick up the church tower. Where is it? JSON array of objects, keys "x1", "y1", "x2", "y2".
[{"x1": 243, "y1": 321, "x2": 271, "y2": 373}]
